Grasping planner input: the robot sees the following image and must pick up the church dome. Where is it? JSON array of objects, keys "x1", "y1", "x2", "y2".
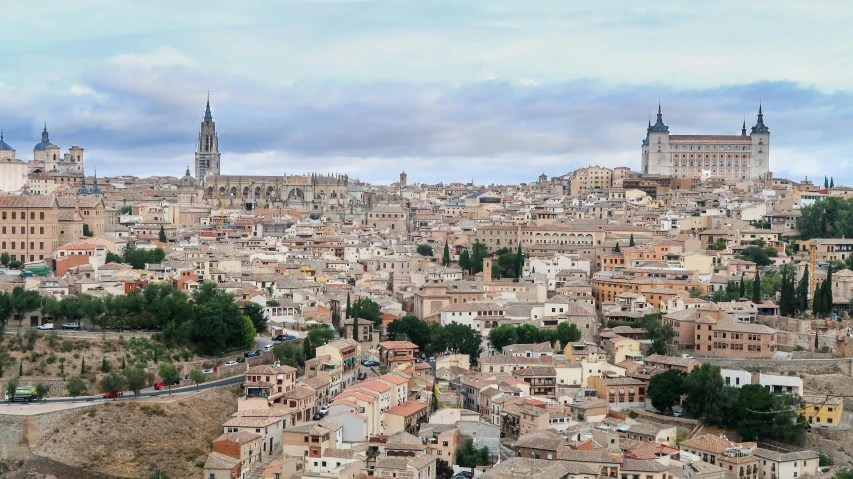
[
  {"x1": 34, "y1": 125, "x2": 57, "y2": 151},
  {"x1": 180, "y1": 167, "x2": 198, "y2": 188},
  {"x1": 0, "y1": 132, "x2": 13, "y2": 151}
]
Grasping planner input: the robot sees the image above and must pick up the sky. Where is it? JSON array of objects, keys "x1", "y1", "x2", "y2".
[{"x1": 2, "y1": 0, "x2": 853, "y2": 185}]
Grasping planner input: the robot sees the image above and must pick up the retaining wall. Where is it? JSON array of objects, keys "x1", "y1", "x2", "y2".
[{"x1": 698, "y1": 357, "x2": 853, "y2": 376}]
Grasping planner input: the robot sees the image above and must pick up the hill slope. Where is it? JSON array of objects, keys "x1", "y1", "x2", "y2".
[{"x1": 35, "y1": 387, "x2": 239, "y2": 479}]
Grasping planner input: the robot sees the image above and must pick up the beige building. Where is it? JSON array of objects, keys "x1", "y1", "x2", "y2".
[
  {"x1": 0, "y1": 195, "x2": 60, "y2": 263},
  {"x1": 570, "y1": 166, "x2": 613, "y2": 195},
  {"x1": 367, "y1": 204, "x2": 408, "y2": 232}
]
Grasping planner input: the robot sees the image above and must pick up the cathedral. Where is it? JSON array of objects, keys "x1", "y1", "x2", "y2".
[
  {"x1": 187, "y1": 97, "x2": 369, "y2": 221},
  {"x1": 641, "y1": 105, "x2": 770, "y2": 181}
]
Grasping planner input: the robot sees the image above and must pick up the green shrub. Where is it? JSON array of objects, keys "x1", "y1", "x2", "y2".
[
  {"x1": 60, "y1": 341, "x2": 74, "y2": 353},
  {"x1": 46, "y1": 355, "x2": 56, "y2": 365},
  {"x1": 819, "y1": 453, "x2": 834, "y2": 466}
]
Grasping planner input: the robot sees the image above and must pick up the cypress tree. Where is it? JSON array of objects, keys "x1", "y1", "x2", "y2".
[
  {"x1": 831, "y1": 177, "x2": 835, "y2": 189},
  {"x1": 81, "y1": 357, "x2": 86, "y2": 374},
  {"x1": 739, "y1": 274, "x2": 745, "y2": 298},
  {"x1": 0, "y1": 360, "x2": 3, "y2": 378},
  {"x1": 345, "y1": 293, "x2": 351, "y2": 319},
  {"x1": 796, "y1": 268, "x2": 809, "y2": 313},
  {"x1": 352, "y1": 315, "x2": 359, "y2": 342},
  {"x1": 815, "y1": 331, "x2": 819, "y2": 350},
  {"x1": 629, "y1": 234, "x2": 636, "y2": 247},
  {"x1": 158, "y1": 225, "x2": 167, "y2": 243},
  {"x1": 752, "y1": 271, "x2": 761, "y2": 303},
  {"x1": 19, "y1": 361, "x2": 23, "y2": 376},
  {"x1": 121, "y1": 357, "x2": 126, "y2": 370},
  {"x1": 824, "y1": 266, "x2": 834, "y2": 315},
  {"x1": 813, "y1": 279, "x2": 824, "y2": 317},
  {"x1": 442, "y1": 241, "x2": 450, "y2": 266},
  {"x1": 615, "y1": 241, "x2": 621, "y2": 253},
  {"x1": 516, "y1": 243, "x2": 524, "y2": 280},
  {"x1": 825, "y1": 176, "x2": 829, "y2": 188}
]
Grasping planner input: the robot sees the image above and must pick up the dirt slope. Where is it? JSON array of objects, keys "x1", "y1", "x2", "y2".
[{"x1": 35, "y1": 387, "x2": 239, "y2": 479}]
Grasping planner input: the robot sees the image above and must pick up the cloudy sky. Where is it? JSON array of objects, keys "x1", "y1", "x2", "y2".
[{"x1": 2, "y1": 1, "x2": 853, "y2": 185}]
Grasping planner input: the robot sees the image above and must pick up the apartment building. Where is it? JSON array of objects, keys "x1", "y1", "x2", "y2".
[{"x1": 0, "y1": 195, "x2": 59, "y2": 263}]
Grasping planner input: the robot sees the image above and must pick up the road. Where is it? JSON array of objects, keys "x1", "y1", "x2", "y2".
[{"x1": 28, "y1": 374, "x2": 246, "y2": 404}]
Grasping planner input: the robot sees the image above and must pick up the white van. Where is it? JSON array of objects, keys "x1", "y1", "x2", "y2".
[{"x1": 36, "y1": 323, "x2": 54, "y2": 330}]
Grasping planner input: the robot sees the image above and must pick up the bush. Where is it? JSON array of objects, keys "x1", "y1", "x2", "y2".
[
  {"x1": 819, "y1": 453, "x2": 834, "y2": 466},
  {"x1": 628, "y1": 410, "x2": 639, "y2": 419},
  {"x1": 794, "y1": 345, "x2": 805, "y2": 351},
  {"x1": 60, "y1": 341, "x2": 74, "y2": 353},
  {"x1": 46, "y1": 354, "x2": 56, "y2": 365}
]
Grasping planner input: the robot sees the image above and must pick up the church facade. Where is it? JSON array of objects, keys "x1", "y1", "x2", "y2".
[
  {"x1": 641, "y1": 105, "x2": 770, "y2": 181},
  {"x1": 187, "y1": 97, "x2": 370, "y2": 222},
  {"x1": 0, "y1": 126, "x2": 85, "y2": 193}
]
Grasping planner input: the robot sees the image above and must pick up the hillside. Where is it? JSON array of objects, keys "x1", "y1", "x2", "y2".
[{"x1": 35, "y1": 387, "x2": 239, "y2": 479}]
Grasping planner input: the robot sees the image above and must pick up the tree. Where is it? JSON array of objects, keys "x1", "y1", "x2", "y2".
[
  {"x1": 348, "y1": 297, "x2": 382, "y2": 329},
  {"x1": 752, "y1": 270, "x2": 762, "y2": 303},
  {"x1": 11, "y1": 287, "x2": 42, "y2": 327},
  {"x1": 242, "y1": 316, "x2": 257, "y2": 346},
  {"x1": 386, "y1": 315, "x2": 431, "y2": 351},
  {"x1": 100, "y1": 372, "x2": 126, "y2": 399},
  {"x1": 739, "y1": 274, "x2": 746, "y2": 298},
  {"x1": 442, "y1": 241, "x2": 451, "y2": 266},
  {"x1": 243, "y1": 302, "x2": 267, "y2": 334},
  {"x1": 303, "y1": 335, "x2": 314, "y2": 361},
  {"x1": 458, "y1": 250, "x2": 471, "y2": 272},
  {"x1": 6, "y1": 377, "x2": 18, "y2": 402},
  {"x1": 417, "y1": 244, "x2": 434, "y2": 256},
  {"x1": 124, "y1": 367, "x2": 147, "y2": 396},
  {"x1": 736, "y1": 246, "x2": 777, "y2": 267},
  {"x1": 638, "y1": 314, "x2": 675, "y2": 356},
  {"x1": 82, "y1": 224, "x2": 94, "y2": 237},
  {"x1": 273, "y1": 341, "x2": 305, "y2": 368},
  {"x1": 796, "y1": 267, "x2": 810, "y2": 313},
  {"x1": 831, "y1": 177, "x2": 836, "y2": 189},
  {"x1": 683, "y1": 363, "x2": 724, "y2": 418},
  {"x1": 35, "y1": 383, "x2": 50, "y2": 401},
  {"x1": 629, "y1": 234, "x2": 636, "y2": 247},
  {"x1": 488, "y1": 324, "x2": 519, "y2": 352},
  {"x1": 65, "y1": 376, "x2": 87, "y2": 397},
  {"x1": 40, "y1": 295, "x2": 60, "y2": 323},
  {"x1": 824, "y1": 265, "x2": 834, "y2": 315},
  {"x1": 8, "y1": 260, "x2": 21, "y2": 269},
  {"x1": 307, "y1": 324, "x2": 335, "y2": 350},
  {"x1": 81, "y1": 357, "x2": 86, "y2": 374},
  {"x1": 345, "y1": 293, "x2": 351, "y2": 319},
  {"x1": 78, "y1": 294, "x2": 107, "y2": 334},
  {"x1": 436, "y1": 322, "x2": 482, "y2": 365},
  {"x1": 556, "y1": 322, "x2": 582, "y2": 349},
  {"x1": 456, "y1": 438, "x2": 490, "y2": 474},
  {"x1": 470, "y1": 241, "x2": 488, "y2": 274},
  {"x1": 516, "y1": 244, "x2": 524, "y2": 281},
  {"x1": 614, "y1": 241, "x2": 620, "y2": 253},
  {"x1": 158, "y1": 225, "x2": 167, "y2": 243},
  {"x1": 189, "y1": 369, "x2": 207, "y2": 388},
  {"x1": 158, "y1": 363, "x2": 178, "y2": 391},
  {"x1": 647, "y1": 369, "x2": 686, "y2": 413},
  {"x1": 0, "y1": 251, "x2": 9, "y2": 267},
  {"x1": 19, "y1": 361, "x2": 23, "y2": 376},
  {"x1": 351, "y1": 314, "x2": 359, "y2": 341}
]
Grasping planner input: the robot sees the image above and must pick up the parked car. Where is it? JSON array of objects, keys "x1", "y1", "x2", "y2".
[
  {"x1": 319, "y1": 405, "x2": 329, "y2": 416},
  {"x1": 673, "y1": 410, "x2": 684, "y2": 417},
  {"x1": 357, "y1": 371, "x2": 367, "y2": 380},
  {"x1": 202, "y1": 369, "x2": 214, "y2": 374},
  {"x1": 663, "y1": 409, "x2": 673, "y2": 416},
  {"x1": 36, "y1": 323, "x2": 54, "y2": 330},
  {"x1": 263, "y1": 344, "x2": 273, "y2": 351},
  {"x1": 244, "y1": 351, "x2": 260, "y2": 358},
  {"x1": 224, "y1": 360, "x2": 239, "y2": 366},
  {"x1": 236, "y1": 357, "x2": 245, "y2": 363},
  {"x1": 500, "y1": 432, "x2": 506, "y2": 438},
  {"x1": 63, "y1": 322, "x2": 81, "y2": 330},
  {"x1": 361, "y1": 359, "x2": 379, "y2": 367},
  {"x1": 103, "y1": 391, "x2": 123, "y2": 399},
  {"x1": 681, "y1": 354, "x2": 694, "y2": 359},
  {"x1": 153, "y1": 382, "x2": 166, "y2": 390},
  {"x1": 255, "y1": 349, "x2": 263, "y2": 355},
  {"x1": 312, "y1": 413, "x2": 322, "y2": 420}
]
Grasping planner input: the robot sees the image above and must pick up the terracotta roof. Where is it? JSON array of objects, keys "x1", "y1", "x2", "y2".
[
  {"x1": 213, "y1": 431, "x2": 262, "y2": 444},
  {"x1": 203, "y1": 451, "x2": 241, "y2": 470},
  {"x1": 385, "y1": 401, "x2": 428, "y2": 417},
  {"x1": 379, "y1": 340, "x2": 419, "y2": 350}
]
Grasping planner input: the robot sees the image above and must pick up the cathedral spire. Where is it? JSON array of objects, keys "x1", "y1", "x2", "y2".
[
  {"x1": 204, "y1": 93, "x2": 213, "y2": 123},
  {"x1": 742, "y1": 119, "x2": 747, "y2": 136}
]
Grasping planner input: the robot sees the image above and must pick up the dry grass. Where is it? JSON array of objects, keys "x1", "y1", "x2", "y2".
[{"x1": 35, "y1": 387, "x2": 240, "y2": 479}]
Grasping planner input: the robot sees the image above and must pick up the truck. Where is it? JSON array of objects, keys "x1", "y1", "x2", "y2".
[{"x1": 5, "y1": 387, "x2": 36, "y2": 402}]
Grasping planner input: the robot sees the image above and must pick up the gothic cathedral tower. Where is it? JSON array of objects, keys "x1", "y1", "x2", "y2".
[{"x1": 194, "y1": 95, "x2": 220, "y2": 187}]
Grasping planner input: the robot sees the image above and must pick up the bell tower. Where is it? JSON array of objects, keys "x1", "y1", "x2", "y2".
[{"x1": 194, "y1": 93, "x2": 221, "y2": 187}]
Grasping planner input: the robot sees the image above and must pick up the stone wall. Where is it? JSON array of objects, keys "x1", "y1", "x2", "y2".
[
  {"x1": 699, "y1": 357, "x2": 853, "y2": 376},
  {"x1": 0, "y1": 406, "x2": 83, "y2": 461}
]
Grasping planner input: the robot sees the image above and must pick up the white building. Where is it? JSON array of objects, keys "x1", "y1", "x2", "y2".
[{"x1": 642, "y1": 105, "x2": 770, "y2": 181}]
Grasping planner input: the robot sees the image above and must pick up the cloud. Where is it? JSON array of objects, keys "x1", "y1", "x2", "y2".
[{"x1": 2, "y1": 44, "x2": 853, "y2": 186}]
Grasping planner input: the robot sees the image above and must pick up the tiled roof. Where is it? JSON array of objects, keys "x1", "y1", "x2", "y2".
[
  {"x1": 385, "y1": 401, "x2": 428, "y2": 417},
  {"x1": 203, "y1": 451, "x2": 241, "y2": 470}
]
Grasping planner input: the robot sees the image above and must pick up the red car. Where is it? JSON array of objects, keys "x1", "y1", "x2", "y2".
[
  {"x1": 103, "y1": 391, "x2": 123, "y2": 399},
  {"x1": 153, "y1": 382, "x2": 166, "y2": 390},
  {"x1": 357, "y1": 371, "x2": 367, "y2": 380}
]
